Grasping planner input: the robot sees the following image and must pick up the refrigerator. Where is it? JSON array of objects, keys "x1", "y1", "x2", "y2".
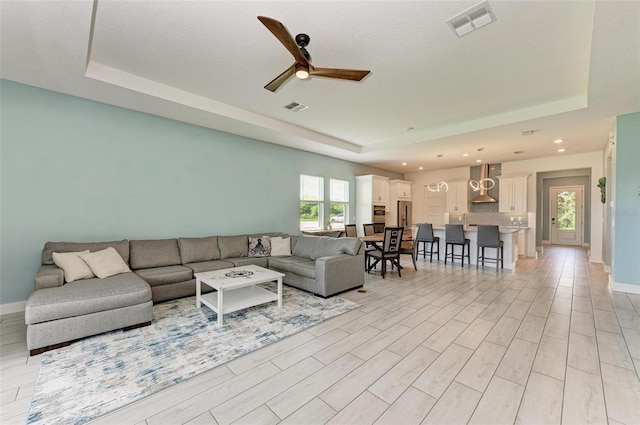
[{"x1": 397, "y1": 201, "x2": 412, "y2": 229}]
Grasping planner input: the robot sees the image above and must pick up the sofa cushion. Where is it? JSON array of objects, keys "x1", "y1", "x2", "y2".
[
  {"x1": 270, "y1": 237, "x2": 292, "y2": 256},
  {"x1": 218, "y1": 235, "x2": 248, "y2": 259},
  {"x1": 291, "y1": 235, "x2": 320, "y2": 259},
  {"x1": 42, "y1": 240, "x2": 129, "y2": 266},
  {"x1": 185, "y1": 260, "x2": 235, "y2": 274},
  {"x1": 267, "y1": 256, "x2": 310, "y2": 272},
  {"x1": 130, "y1": 239, "x2": 181, "y2": 269},
  {"x1": 311, "y1": 237, "x2": 360, "y2": 260},
  {"x1": 52, "y1": 250, "x2": 95, "y2": 282},
  {"x1": 248, "y1": 236, "x2": 271, "y2": 257},
  {"x1": 25, "y1": 272, "x2": 151, "y2": 325},
  {"x1": 290, "y1": 260, "x2": 317, "y2": 279},
  {"x1": 224, "y1": 257, "x2": 269, "y2": 268},
  {"x1": 79, "y1": 247, "x2": 132, "y2": 279},
  {"x1": 178, "y1": 236, "x2": 220, "y2": 264},
  {"x1": 134, "y1": 265, "x2": 193, "y2": 287}
]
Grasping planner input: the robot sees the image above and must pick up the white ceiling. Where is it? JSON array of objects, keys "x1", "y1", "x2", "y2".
[{"x1": 1, "y1": 0, "x2": 639, "y2": 173}]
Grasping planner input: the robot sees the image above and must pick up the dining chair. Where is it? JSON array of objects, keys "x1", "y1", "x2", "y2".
[
  {"x1": 444, "y1": 224, "x2": 470, "y2": 266},
  {"x1": 344, "y1": 224, "x2": 357, "y2": 237},
  {"x1": 477, "y1": 225, "x2": 503, "y2": 269},
  {"x1": 414, "y1": 223, "x2": 440, "y2": 262},
  {"x1": 365, "y1": 227, "x2": 404, "y2": 279},
  {"x1": 363, "y1": 223, "x2": 375, "y2": 236},
  {"x1": 399, "y1": 239, "x2": 417, "y2": 271}
]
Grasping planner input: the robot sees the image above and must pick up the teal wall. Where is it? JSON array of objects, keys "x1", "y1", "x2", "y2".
[
  {"x1": 613, "y1": 112, "x2": 640, "y2": 286},
  {"x1": 0, "y1": 80, "x2": 400, "y2": 304}
]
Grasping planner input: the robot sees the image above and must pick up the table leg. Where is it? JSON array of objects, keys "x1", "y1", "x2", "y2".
[
  {"x1": 277, "y1": 277, "x2": 283, "y2": 308},
  {"x1": 196, "y1": 278, "x2": 201, "y2": 308},
  {"x1": 217, "y1": 288, "x2": 224, "y2": 326}
]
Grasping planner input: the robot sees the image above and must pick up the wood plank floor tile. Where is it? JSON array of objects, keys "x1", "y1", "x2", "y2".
[
  {"x1": 567, "y1": 332, "x2": 600, "y2": 376},
  {"x1": 596, "y1": 329, "x2": 635, "y2": 370},
  {"x1": 455, "y1": 340, "x2": 506, "y2": 392},
  {"x1": 231, "y1": 405, "x2": 279, "y2": 425},
  {"x1": 485, "y1": 315, "x2": 521, "y2": 347},
  {"x1": 313, "y1": 326, "x2": 380, "y2": 365},
  {"x1": 516, "y1": 372, "x2": 564, "y2": 425},
  {"x1": 325, "y1": 391, "x2": 388, "y2": 425},
  {"x1": 543, "y1": 312, "x2": 571, "y2": 340},
  {"x1": 278, "y1": 397, "x2": 336, "y2": 425},
  {"x1": 514, "y1": 314, "x2": 547, "y2": 343},
  {"x1": 593, "y1": 308, "x2": 622, "y2": 334},
  {"x1": 421, "y1": 319, "x2": 468, "y2": 353},
  {"x1": 412, "y1": 343, "x2": 473, "y2": 398},
  {"x1": 621, "y1": 326, "x2": 640, "y2": 360},
  {"x1": 185, "y1": 413, "x2": 218, "y2": 425},
  {"x1": 320, "y1": 349, "x2": 402, "y2": 411},
  {"x1": 350, "y1": 323, "x2": 411, "y2": 361},
  {"x1": 478, "y1": 301, "x2": 510, "y2": 322},
  {"x1": 468, "y1": 376, "x2": 525, "y2": 425},
  {"x1": 532, "y1": 335, "x2": 568, "y2": 381},
  {"x1": 562, "y1": 366, "x2": 607, "y2": 425},
  {"x1": 421, "y1": 381, "x2": 482, "y2": 425},
  {"x1": 454, "y1": 317, "x2": 495, "y2": 350},
  {"x1": 373, "y1": 387, "x2": 436, "y2": 425},
  {"x1": 570, "y1": 310, "x2": 596, "y2": 338},
  {"x1": 600, "y1": 362, "x2": 640, "y2": 425},
  {"x1": 495, "y1": 337, "x2": 538, "y2": 386}
]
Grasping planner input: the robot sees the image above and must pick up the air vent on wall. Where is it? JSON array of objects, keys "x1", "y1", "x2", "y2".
[
  {"x1": 447, "y1": 0, "x2": 496, "y2": 37},
  {"x1": 284, "y1": 102, "x2": 309, "y2": 112}
]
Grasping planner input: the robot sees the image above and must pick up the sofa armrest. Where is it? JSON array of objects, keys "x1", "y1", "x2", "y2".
[
  {"x1": 315, "y1": 253, "x2": 365, "y2": 297},
  {"x1": 34, "y1": 265, "x2": 64, "y2": 289}
]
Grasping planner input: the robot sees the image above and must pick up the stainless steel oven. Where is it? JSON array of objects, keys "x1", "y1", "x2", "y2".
[{"x1": 372, "y1": 205, "x2": 386, "y2": 233}]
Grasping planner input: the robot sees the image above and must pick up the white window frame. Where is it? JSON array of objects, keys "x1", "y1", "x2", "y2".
[
  {"x1": 300, "y1": 175, "x2": 324, "y2": 230},
  {"x1": 329, "y1": 178, "x2": 349, "y2": 228}
]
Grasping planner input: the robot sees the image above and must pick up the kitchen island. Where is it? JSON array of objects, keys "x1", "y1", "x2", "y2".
[{"x1": 432, "y1": 226, "x2": 522, "y2": 269}]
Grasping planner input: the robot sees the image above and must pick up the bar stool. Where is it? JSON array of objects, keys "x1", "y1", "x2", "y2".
[
  {"x1": 444, "y1": 224, "x2": 470, "y2": 266},
  {"x1": 414, "y1": 223, "x2": 440, "y2": 262},
  {"x1": 477, "y1": 225, "x2": 503, "y2": 269}
]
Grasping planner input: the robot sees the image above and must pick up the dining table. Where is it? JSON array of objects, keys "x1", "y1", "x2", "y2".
[{"x1": 360, "y1": 233, "x2": 414, "y2": 272}]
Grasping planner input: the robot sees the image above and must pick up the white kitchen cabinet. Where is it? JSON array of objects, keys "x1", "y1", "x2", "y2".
[
  {"x1": 518, "y1": 230, "x2": 527, "y2": 257},
  {"x1": 356, "y1": 175, "x2": 389, "y2": 236},
  {"x1": 498, "y1": 174, "x2": 529, "y2": 212},
  {"x1": 371, "y1": 176, "x2": 390, "y2": 205},
  {"x1": 445, "y1": 180, "x2": 469, "y2": 213},
  {"x1": 389, "y1": 180, "x2": 412, "y2": 200}
]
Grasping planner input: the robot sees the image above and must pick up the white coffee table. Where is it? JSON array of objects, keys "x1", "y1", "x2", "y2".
[{"x1": 195, "y1": 264, "x2": 285, "y2": 326}]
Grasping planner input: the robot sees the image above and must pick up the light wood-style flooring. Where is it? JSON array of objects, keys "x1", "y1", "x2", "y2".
[{"x1": 2, "y1": 246, "x2": 640, "y2": 424}]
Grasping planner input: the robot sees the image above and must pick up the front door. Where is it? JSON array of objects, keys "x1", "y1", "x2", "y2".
[{"x1": 550, "y1": 186, "x2": 583, "y2": 246}]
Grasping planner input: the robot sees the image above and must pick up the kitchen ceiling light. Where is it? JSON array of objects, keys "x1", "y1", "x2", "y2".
[
  {"x1": 476, "y1": 159, "x2": 482, "y2": 163},
  {"x1": 554, "y1": 139, "x2": 564, "y2": 144},
  {"x1": 418, "y1": 166, "x2": 424, "y2": 170},
  {"x1": 402, "y1": 162, "x2": 407, "y2": 166},
  {"x1": 463, "y1": 153, "x2": 469, "y2": 157},
  {"x1": 558, "y1": 148, "x2": 566, "y2": 152}
]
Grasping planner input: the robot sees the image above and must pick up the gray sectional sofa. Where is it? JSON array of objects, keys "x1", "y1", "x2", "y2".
[{"x1": 25, "y1": 233, "x2": 364, "y2": 355}]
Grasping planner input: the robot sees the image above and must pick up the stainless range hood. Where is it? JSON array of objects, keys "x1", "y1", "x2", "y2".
[{"x1": 470, "y1": 164, "x2": 498, "y2": 203}]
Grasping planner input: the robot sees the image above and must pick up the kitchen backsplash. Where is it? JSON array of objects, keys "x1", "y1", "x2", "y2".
[{"x1": 449, "y1": 211, "x2": 528, "y2": 227}]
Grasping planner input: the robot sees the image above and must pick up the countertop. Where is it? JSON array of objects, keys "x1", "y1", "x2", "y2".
[{"x1": 432, "y1": 225, "x2": 529, "y2": 233}]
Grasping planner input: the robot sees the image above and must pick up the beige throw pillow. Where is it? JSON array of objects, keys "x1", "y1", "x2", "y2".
[
  {"x1": 52, "y1": 250, "x2": 95, "y2": 283},
  {"x1": 270, "y1": 237, "x2": 292, "y2": 256},
  {"x1": 79, "y1": 247, "x2": 131, "y2": 279}
]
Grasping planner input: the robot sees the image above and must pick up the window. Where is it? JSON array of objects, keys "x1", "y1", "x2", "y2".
[
  {"x1": 300, "y1": 175, "x2": 323, "y2": 231},
  {"x1": 329, "y1": 179, "x2": 349, "y2": 230}
]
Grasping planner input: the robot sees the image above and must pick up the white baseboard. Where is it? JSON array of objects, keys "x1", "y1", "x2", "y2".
[
  {"x1": 589, "y1": 255, "x2": 602, "y2": 264},
  {"x1": 0, "y1": 301, "x2": 26, "y2": 316},
  {"x1": 609, "y1": 275, "x2": 640, "y2": 294},
  {"x1": 542, "y1": 240, "x2": 550, "y2": 245}
]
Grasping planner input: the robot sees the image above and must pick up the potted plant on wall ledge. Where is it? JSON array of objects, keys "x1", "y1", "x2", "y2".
[{"x1": 597, "y1": 177, "x2": 606, "y2": 203}]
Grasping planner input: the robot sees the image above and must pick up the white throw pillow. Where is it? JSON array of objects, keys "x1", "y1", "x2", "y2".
[
  {"x1": 270, "y1": 237, "x2": 292, "y2": 256},
  {"x1": 79, "y1": 247, "x2": 131, "y2": 279},
  {"x1": 52, "y1": 250, "x2": 95, "y2": 283}
]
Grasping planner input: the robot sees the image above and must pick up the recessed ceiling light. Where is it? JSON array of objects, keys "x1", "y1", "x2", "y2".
[
  {"x1": 463, "y1": 153, "x2": 469, "y2": 157},
  {"x1": 476, "y1": 159, "x2": 482, "y2": 163},
  {"x1": 402, "y1": 162, "x2": 407, "y2": 166},
  {"x1": 557, "y1": 148, "x2": 566, "y2": 152},
  {"x1": 406, "y1": 127, "x2": 415, "y2": 132},
  {"x1": 554, "y1": 139, "x2": 564, "y2": 144},
  {"x1": 418, "y1": 166, "x2": 424, "y2": 170},
  {"x1": 437, "y1": 154, "x2": 444, "y2": 158}
]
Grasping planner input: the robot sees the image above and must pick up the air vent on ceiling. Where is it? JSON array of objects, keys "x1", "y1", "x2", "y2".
[
  {"x1": 284, "y1": 102, "x2": 308, "y2": 112},
  {"x1": 513, "y1": 150, "x2": 525, "y2": 155},
  {"x1": 447, "y1": 0, "x2": 496, "y2": 37}
]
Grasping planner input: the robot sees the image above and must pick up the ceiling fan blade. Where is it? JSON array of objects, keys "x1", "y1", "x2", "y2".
[
  {"x1": 258, "y1": 16, "x2": 309, "y2": 66},
  {"x1": 309, "y1": 67, "x2": 370, "y2": 81},
  {"x1": 264, "y1": 65, "x2": 295, "y2": 92}
]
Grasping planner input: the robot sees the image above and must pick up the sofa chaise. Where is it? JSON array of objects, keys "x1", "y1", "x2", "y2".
[{"x1": 26, "y1": 233, "x2": 364, "y2": 355}]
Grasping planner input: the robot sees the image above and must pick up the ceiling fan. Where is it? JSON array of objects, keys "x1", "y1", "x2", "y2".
[{"x1": 258, "y1": 16, "x2": 371, "y2": 92}]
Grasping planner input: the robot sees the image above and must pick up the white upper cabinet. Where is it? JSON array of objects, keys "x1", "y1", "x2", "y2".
[
  {"x1": 445, "y1": 180, "x2": 469, "y2": 213},
  {"x1": 498, "y1": 174, "x2": 529, "y2": 212},
  {"x1": 389, "y1": 180, "x2": 412, "y2": 200},
  {"x1": 371, "y1": 176, "x2": 389, "y2": 205}
]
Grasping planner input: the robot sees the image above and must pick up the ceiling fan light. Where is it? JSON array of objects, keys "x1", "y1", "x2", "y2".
[{"x1": 295, "y1": 64, "x2": 309, "y2": 79}]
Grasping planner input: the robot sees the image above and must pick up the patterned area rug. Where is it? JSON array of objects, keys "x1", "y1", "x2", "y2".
[{"x1": 27, "y1": 284, "x2": 359, "y2": 425}]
